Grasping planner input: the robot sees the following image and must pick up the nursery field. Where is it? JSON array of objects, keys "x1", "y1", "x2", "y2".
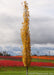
[
  {"x1": 0, "y1": 56, "x2": 54, "y2": 67},
  {"x1": 0, "y1": 56, "x2": 54, "y2": 75},
  {"x1": 0, "y1": 56, "x2": 54, "y2": 61}
]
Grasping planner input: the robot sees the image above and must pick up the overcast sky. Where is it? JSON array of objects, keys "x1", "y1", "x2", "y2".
[{"x1": 0, "y1": 0, "x2": 54, "y2": 47}]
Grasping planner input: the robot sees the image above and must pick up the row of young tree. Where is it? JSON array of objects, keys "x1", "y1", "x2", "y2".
[{"x1": 0, "y1": 51, "x2": 10, "y2": 56}]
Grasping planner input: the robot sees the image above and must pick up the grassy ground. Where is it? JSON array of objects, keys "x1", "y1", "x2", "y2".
[
  {"x1": 32, "y1": 58, "x2": 54, "y2": 63},
  {"x1": 0, "y1": 58, "x2": 54, "y2": 63},
  {"x1": 0, "y1": 58, "x2": 22, "y2": 61},
  {"x1": 0, "y1": 67, "x2": 54, "y2": 75}
]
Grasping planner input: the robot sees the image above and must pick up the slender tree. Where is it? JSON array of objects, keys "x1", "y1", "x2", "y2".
[{"x1": 21, "y1": 1, "x2": 31, "y2": 75}]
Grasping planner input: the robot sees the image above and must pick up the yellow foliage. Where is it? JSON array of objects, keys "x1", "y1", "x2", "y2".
[{"x1": 21, "y1": 1, "x2": 31, "y2": 67}]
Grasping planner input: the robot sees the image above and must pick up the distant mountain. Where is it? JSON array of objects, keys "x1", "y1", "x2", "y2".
[{"x1": 0, "y1": 46, "x2": 54, "y2": 56}]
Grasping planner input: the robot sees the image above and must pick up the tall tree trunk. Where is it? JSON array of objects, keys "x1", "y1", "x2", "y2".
[{"x1": 26, "y1": 66, "x2": 28, "y2": 75}]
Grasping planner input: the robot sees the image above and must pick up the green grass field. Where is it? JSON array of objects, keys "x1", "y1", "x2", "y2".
[
  {"x1": 32, "y1": 58, "x2": 54, "y2": 63},
  {"x1": 0, "y1": 67, "x2": 54, "y2": 75}
]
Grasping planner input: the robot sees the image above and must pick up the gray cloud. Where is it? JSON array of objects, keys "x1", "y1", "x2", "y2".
[
  {"x1": 0, "y1": 0, "x2": 54, "y2": 47},
  {"x1": 0, "y1": 13, "x2": 54, "y2": 46},
  {"x1": 30, "y1": 17, "x2": 54, "y2": 44},
  {"x1": 0, "y1": 14, "x2": 21, "y2": 45}
]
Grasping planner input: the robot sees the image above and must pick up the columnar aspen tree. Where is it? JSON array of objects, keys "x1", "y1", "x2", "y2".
[{"x1": 21, "y1": 1, "x2": 31, "y2": 75}]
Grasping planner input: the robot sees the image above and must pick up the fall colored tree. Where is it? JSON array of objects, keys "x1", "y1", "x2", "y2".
[{"x1": 21, "y1": 1, "x2": 31, "y2": 75}]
